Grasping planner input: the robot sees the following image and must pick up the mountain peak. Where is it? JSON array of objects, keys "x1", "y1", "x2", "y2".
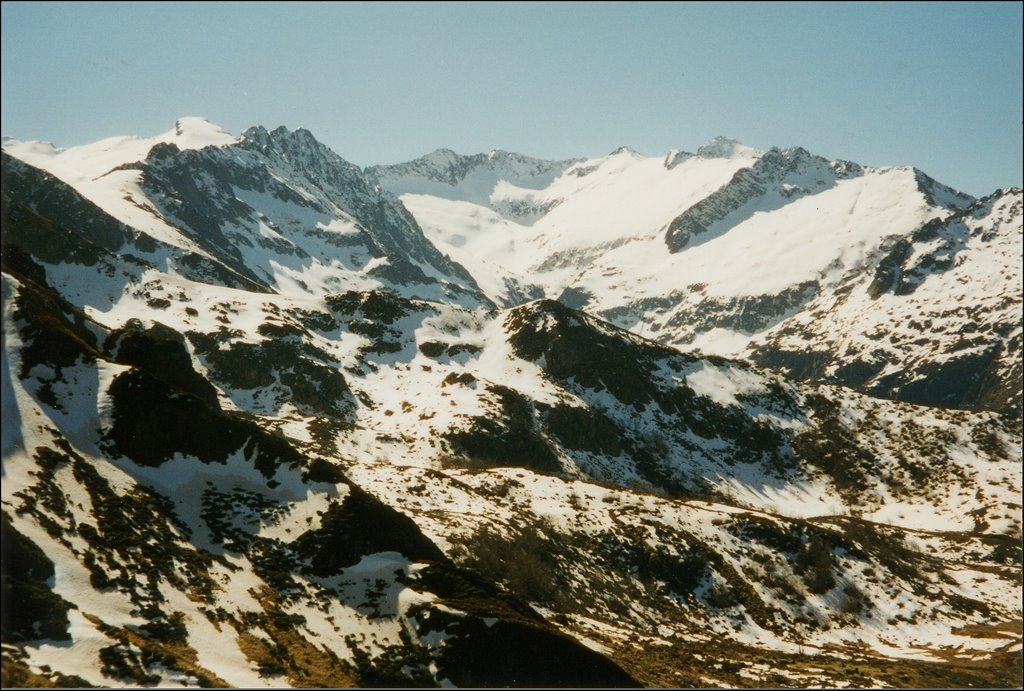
[
  {"x1": 169, "y1": 116, "x2": 236, "y2": 148},
  {"x1": 696, "y1": 136, "x2": 758, "y2": 159},
  {"x1": 239, "y1": 124, "x2": 319, "y2": 147},
  {"x1": 608, "y1": 145, "x2": 642, "y2": 157},
  {"x1": 423, "y1": 147, "x2": 461, "y2": 162}
]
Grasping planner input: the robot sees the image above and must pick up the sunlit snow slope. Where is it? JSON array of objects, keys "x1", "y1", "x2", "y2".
[{"x1": 375, "y1": 138, "x2": 1020, "y2": 418}]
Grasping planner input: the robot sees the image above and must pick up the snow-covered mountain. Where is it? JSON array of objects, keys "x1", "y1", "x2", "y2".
[
  {"x1": 366, "y1": 148, "x2": 581, "y2": 222},
  {"x1": 378, "y1": 137, "x2": 1020, "y2": 419},
  {"x1": 3, "y1": 117, "x2": 488, "y2": 306},
  {"x1": 2, "y1": 120, "x2": 1021, "y2": 688},
  {"x1": 749, "y1": 188, "x2": 1023, "y2": 418}
]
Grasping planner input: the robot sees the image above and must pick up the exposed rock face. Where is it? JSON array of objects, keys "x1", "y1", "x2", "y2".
[
  {"x1": 664, "y1": 147, "x2": 864, "y2": 252},
  {"x1": 367, "y1": 147, "x2": 581, "y2": 222},
  {"x1": 130, "y1": 127, "x2": 487, "y2": 301},
  {"x1": 1, "y1": 152, "x2": 130, "y2": 260},
  {"x1": 1, "y1": 151, "x2": 273, "y2": 293},
  {"x1": 749, "y1": 189, "x2": 1023, "y2": 418}
]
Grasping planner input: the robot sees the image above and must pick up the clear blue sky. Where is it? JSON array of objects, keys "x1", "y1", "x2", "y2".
[{"x1": 2, "y1": 1, "x2": 1021, "y2": 196}]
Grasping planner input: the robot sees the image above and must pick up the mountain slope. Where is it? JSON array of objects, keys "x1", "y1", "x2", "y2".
[
  {"x1": 378, "y1": 138, "x2": 1021, "y2": 417},
  {"x1": 749, "y1": 187, "x2": 1023, "y2": 417},
  {"x1": 2, "y1": 121, "x2": 1021, "y2": 688},
  {"x1": 366, "y1": 147, "x2": 581, "y2": 223},
  {"x1": 4, "y1": 119, "x2": 489, "y2": 307},
  {"x1": 3, "y1": 249, "x2": 1019, "y2": 685},
  {"x1": 366, "y1": 147, "x2": 584, "y2": 305},
  {"x1": 0, "y1": 242, "x2": 640, "y2": 688}
]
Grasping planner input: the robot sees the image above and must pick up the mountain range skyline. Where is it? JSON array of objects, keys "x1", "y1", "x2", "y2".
[{"x1": 2, "y1": 2, "x2": 1021, "y2": 197}]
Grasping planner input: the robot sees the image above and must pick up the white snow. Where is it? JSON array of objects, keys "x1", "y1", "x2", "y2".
[{"x1": 685, "y1": 361, "x2": 768, "y2": 408}]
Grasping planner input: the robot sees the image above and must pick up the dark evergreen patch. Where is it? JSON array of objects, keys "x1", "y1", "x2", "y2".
[
  {"x1": 884, "y1": 344, "x2": 1009, "y2": 412},
  {"x1": 101, "y1": 365, "x2": 305, "y2": 477},
  {"x1": 406, "y1": 562, "x2": 543, "y2": 626},
  {"x1": 98, "y1": 645, "x2": 162, "y2": 686},
  {"x1": 255, "y1": 319, "x2": 307, "y2": 340},
  {"x1": 727, "y1": 514, "x2": 806, "y2": 553},
  {"x1": 287, "y1": 307, "x2": 338, "y2": 333},
  {"x1": 343, "y1": 627, "x2": 434, "y2": 687},
  {"x1": 426, "y1": 612, "x2": 641, "y2": 688},
  {"x1": 67, "y1": 452, "x2": 219, "y2": 612},
  {"x1": 6, "y1": 254, "x2": 103, "y2": 410},
  {"x1": 325, "y1": 289, "x2": 413, "y2": 323},
  {"x1": 446, "y1": 343, "x2": 481, "y2": 356},
  {"x1": 402, "y1": 560, "x2": 641, "y2": 687},
  {"x1": 0, "y1": 651, "x2": 94, "y2": 688},
  {"x1": 201, "y1": 487, "x2": 287, "y2": 553},
  {"x1": 747, "y1": 347, "x2": 833, "y2": 385},
  {"x1": 107, "y1": 321, "x2": 219, "y2": 408},
  {"x1": 450, "y1": 523, "x2": 566, "y2": 605},
  {"x1": 506, "y1": 299, "x2": 678, "y2": 409},
  {"x1": 102, "y1": 367, "x2": 237, "y2": 466},
  {"x1": 417, "y1": 340, "x2": 447, "y2": 358},
  {"x1": 792, "y1": 394, "x2": 880, "y2": 497},
  {"x1": 592, "y1": 527, "x2": 709, "y2": 597},
  {"x1": 540, "y1": 402, "x2": 624, "y2": 456},
  {"x1": 442, "y1": 371, "x2": 477, "y2": 386},
  {"x1": 293, "y1": 485, "x2": 446, "y2": 576},
  {"x1": 0, "y1": 512, "x2": 73, "y2": 643},
  {"x1": 187, "y1": 336, "x2": 274, "y2": 389},
  {"x1": 819, "y1": 517, "x2": 945, "y2": 594},
  {"x1": 727, "y1": 514, "x2": 868, "y2": 597},
  {"x1": 444, "y1": 384, "x2": 562, "y2": 473},
  {"x1": 187, "y1": 329, "x2": 353, "y2": 418},
  {"x1": 419, "y1": 341, "x2": 482, "y2": 359},
  {"x1": 0, "y1": 241, "x2": 48, "y2": 287},
  {"x1": 303, "y1": 458, "x2": 347, "y2": 484}
]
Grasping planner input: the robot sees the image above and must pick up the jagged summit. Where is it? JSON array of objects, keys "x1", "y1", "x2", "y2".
[
  {"x1": 239, "y1": 123, "x2": 341, "y2": 158},
  {"x1": 696, "y1": 135, "x2": 760, "y2": 159},
  {"x1": 607, "y1": 145, "x2": 644, "y2": 157},
  {"x1": 3, "y1": 119, "x2": 488, "y2": 306}
]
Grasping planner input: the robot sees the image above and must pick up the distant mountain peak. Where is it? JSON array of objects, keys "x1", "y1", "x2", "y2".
[
  {"x1": 608, "y1": 145, "x2": 642, "y2": 157},
  {"x1": 168, "y1": 116, "x2": 236, "y2": 148},
  {"x1": 696, "y1": 136, "x2": 759, "y2": 159},
  {"x1": 173, "y1": 116, "x2": 222, "y2": 135},
  {"x1": 240, "y1": 123, "x2": 317, "y2": 145},
  {"x1": 422, "y1": 147, "x2": 462, "y2": 163},
  {"x1": 366, "y1": 147, "x2": 582, "y2": 211}
]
